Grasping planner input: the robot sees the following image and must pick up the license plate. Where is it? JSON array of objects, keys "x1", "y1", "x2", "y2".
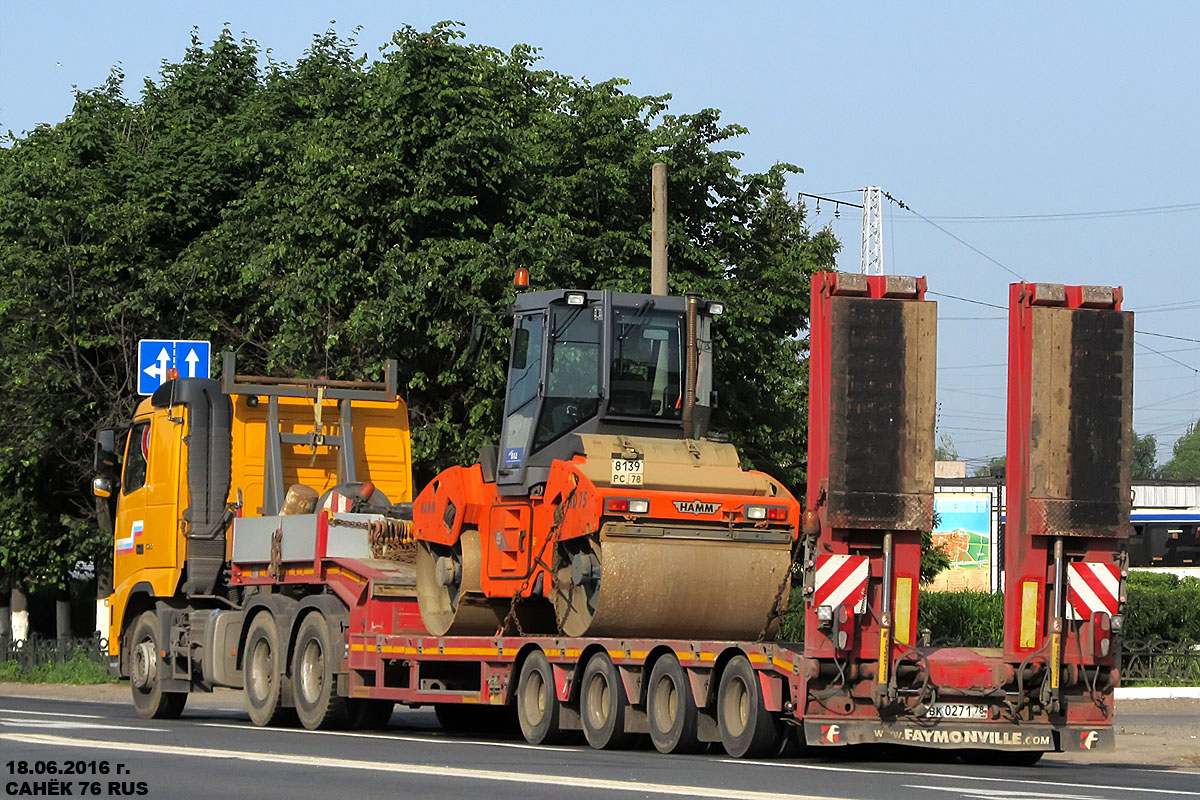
[
  {"x1": 611, "y1": 457, "x2": 644, "y2": 485},
  {"x1": 924, "y1": 702, "x2": 987, "y2": 719}
]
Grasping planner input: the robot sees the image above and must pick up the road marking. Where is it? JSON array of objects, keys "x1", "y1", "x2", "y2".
[
  {"x1": 197, "y1": 721, "x2": 580, "y2": 753},
  {"x1": 722, "y1": 759, "x2": 1200, "y2": 798},
  {"x1": 0, "y1": 709, "x2": 106, "y2": 719},
  {"x1": 0, "y1": 733, "x2": 839, "y2": 800},
  {"x1": 906, "y1": 784, "x2": 1103, "y2": 800},
  {"x1": 0, "y1": 717, "x2": 163, "y2": 732}
]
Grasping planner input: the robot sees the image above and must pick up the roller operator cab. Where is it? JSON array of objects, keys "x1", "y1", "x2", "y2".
[
  {"x1": 413, "y1": 289, "x2": 802, "y2": 640},
  {"x1": 495, "y1": 289, "x2": 721, "y2": 491}
]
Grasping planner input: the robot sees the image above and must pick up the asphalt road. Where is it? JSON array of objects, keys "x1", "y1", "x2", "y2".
[{"x1": 1, "y1": 693, "x2": 1198, "y2": 800}]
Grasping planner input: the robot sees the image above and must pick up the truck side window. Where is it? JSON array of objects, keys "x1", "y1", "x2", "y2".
[{"x1": 122, "y1": 422, "x2": 150, "y2": 495}]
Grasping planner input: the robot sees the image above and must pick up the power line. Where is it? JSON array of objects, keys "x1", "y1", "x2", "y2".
[
  {"x1": 883, "y1": 191, "x2": 1026, "y2": 281},
  {"x1": 1136, "y1": 341, "x2": 1198, "y2": 373},
  {"x1": 1135, "y1": 330, "x2": 1200, "y2": 344},
  {"x1": 926, "y1": 291, "x2": 1007, "y2": 310},
  {"x1": 898, "y1": 201, "x2": 1200, "y2": 223}
]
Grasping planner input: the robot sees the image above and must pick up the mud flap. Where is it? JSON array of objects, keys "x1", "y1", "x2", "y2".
[{"x1": 803, "y1": 719, "x2": 1066, "y2": 751}]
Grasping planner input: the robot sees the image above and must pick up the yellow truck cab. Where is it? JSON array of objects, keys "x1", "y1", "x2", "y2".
[{"x1": 94, "y1": 355, "x2": 411, "y2": 717}]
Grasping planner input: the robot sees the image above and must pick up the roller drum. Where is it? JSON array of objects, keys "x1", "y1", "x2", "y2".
[{"x1": 554, "y1": 525, "x2": 791, "y2": 639}]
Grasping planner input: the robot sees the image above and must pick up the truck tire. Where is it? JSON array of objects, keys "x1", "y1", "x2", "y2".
[
  {"x1": 717, "y1": 654, "x2": 781, "y2": 758},
  {"x1": 580, "y1": 652, "x2": 638, "y2": 750},
  {"x1": 244, "y1": 613, "x2": 296, "y2": 727},
  {"x1": 346, "y1": 699, "x2": 394, "y2": 730},
  {"x1": 128, "y1": 611, "x2": 187, "y2": 720},
  {"x1": 291, "y1": 613, "x2": 348, "y2": 730},
  {"x1": 516, "y1": 650, "x2": 570, "y2": 745},
  {"x1": 647, "y1": 654, "x2": 701, "y2": 754}
]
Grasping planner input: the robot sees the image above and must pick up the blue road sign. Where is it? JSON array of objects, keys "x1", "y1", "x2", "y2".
[{"x1": 137, "y1": 339, "x2": 211, "y2": 395}]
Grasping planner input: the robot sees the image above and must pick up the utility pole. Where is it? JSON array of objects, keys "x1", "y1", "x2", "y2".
[
  {"x1": 651, "y1": 163, "x2": 668, "y2": 295},
  {"x1": 860, "y1": 186, "x2": 883, "y2": 275}
]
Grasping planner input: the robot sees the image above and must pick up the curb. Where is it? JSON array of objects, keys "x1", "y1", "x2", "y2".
[{"x1": 1115, "y1": 686, "x2": 1200, "y2": 699}]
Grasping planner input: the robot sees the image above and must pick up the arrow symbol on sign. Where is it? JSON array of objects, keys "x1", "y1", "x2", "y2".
[
  {"x1": 143, "y1": 347, "x2": 170, "y2": 385},
  {"x1": 184, "y1": 348, "x2": 200, "y2": 377}
]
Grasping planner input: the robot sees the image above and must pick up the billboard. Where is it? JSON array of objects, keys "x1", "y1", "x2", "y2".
[{"x1": 929, "y1": 491, "x2": 994, "y2": 591}]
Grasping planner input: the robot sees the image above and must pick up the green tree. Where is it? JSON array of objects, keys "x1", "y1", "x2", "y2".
[
  {"x1": 0, "y1": 23, "x2": 838, "y2": 593},
  {"x1": 973, "y1": 456, "x2": 1005, "y2": 478},
  {"x1": 1160, "y1": 423, "x2": 1200, "y2": 480},
  {"x1": 935, "y1": 433, "x2": 959, "y2": 462},
  {"x1": 1132, "y1": 431, "x2": 1159, "y2": 480}
]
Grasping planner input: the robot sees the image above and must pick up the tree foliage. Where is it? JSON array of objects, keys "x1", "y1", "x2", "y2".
[
  {"x1": 934, "y1": 433, "x2": 958, "y2": 462},
  {"x1": 0, "y1": 24, "x2": 837, "y2": 591},
  {"x1": 1159, "y1": 424, "x2": 1200, "y2": 480},
  {"x1": 1132, "y1": 431, "x2": 1159, "y2": 480}
]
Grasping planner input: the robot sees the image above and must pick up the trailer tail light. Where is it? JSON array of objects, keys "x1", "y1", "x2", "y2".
[
  {"x1": 1092, "y1": 611, "x2": 1112, "y2": 658},
  {"x1": 831, "y1": 604, "x2": 853, "y2": 651},
  {"x1": 743, "y1": 504, "x2": 788, "y2": 521},
  {"x1": 606, "y1": 497, "x2": 649, "y2": 515}
]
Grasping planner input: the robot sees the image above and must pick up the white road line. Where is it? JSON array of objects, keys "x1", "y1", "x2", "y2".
[
  {"x1": 0, "y1": 733, "x2": 839, "y2": 800},
  {"x1": 0, "y1": 708, "x2": 106, "y2": 719},
  {"x1": 906, "y1": 785, "x2": 1103, "y2": 800},
  {"x1": 0, "y1": 717, "x2": 164, "y2": 732},
  {"x1": 721, "y1": 759, "x2": 1200, "y2": 798},
  {"x1": 197, "y1": 721, "x2": 580, "y2": 753}
]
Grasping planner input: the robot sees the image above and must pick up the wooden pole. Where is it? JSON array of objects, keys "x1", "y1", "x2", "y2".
[{"x1": 651, "y1": 162, "x2": 668, "y2": 295}]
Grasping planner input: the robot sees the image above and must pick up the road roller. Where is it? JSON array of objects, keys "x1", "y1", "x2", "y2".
[{"x1": 412, "y1": 285, "x2": 801, "y2": 637}]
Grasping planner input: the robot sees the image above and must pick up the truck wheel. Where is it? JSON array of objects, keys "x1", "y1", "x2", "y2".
[
  {"x1": 717, "y1": 654, "x2": 781, "y2": 758},
  {"x1": 128, "y1": 611, "x2": 187, "y2": 720},
  {"x1": 345, "y1": 699, "x2": 394, "y2": 730},
  {"x1": 292, "y1": 613, "x2": 348, "y2": 730},
  {"x1": 580, "y1": 652, "x2": 637, "y2": 750},
  {"x1": 647, "y1": 654, "x2": 701, "y2": 754},
  {"x1": 517, "y1": 650, "x2": 570, "y2": 745},
  {"x1": 244, "y1": 613, "x2": 296, "y2": 727}
]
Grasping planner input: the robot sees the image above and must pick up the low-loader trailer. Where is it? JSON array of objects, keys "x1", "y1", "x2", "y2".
[{"x1": 95, "y1": 273, "x2": 1130, "y2": 761}]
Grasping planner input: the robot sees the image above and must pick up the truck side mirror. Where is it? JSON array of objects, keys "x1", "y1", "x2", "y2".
[
  {"x1": 92, "y1": 476, "x2": 114, "y2": 498},
  {"x1": 94, "y1": 427, "x2": 120, "y2": 477}
]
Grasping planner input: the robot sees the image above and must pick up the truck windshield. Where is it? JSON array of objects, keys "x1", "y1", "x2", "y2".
[{"x1": 610, "y1": 307, "x2": 685, "y2": 419}]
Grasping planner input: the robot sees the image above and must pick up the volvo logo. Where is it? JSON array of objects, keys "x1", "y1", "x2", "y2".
[{"x1": 673, "y1": 500, "x2": 720, "y2": 515}]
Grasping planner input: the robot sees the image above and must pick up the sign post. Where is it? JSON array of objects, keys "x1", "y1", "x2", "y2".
[{"x1": 137, "y1": 339, "x2": 211, "y2": 395}]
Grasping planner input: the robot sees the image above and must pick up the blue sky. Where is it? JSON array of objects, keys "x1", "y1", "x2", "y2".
[{"x1": 4, "y1": 2, "x2": 1199, "y2": 467}]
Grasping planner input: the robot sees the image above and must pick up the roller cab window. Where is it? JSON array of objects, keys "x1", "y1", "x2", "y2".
[
  {"x1": 534, "y1": 302, "x2": 602, "y2": 450},
  {"x1": 610, "y1": 306, "x2": 714, "y2": 419}
]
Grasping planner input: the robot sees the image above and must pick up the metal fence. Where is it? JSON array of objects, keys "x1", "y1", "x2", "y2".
[
  {"x1": 0, "y1": 634, "x2": 108, "y2": 671},
  {"x1": 1121, "y1": 638, "x2": 1200, "y2": 686}
]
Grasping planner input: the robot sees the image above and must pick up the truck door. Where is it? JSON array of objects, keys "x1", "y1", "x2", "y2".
[{"x1": 112, "y1": 415, "x2": 183, "y2": 591}]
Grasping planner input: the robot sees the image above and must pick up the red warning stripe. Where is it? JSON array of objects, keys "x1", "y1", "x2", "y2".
[
  {"x1": 813, "y1": 554, "x2": 869, "y2": 612},
  {"x1": 1066, "y1": 562, "x2": 1120, "y2": 620}
]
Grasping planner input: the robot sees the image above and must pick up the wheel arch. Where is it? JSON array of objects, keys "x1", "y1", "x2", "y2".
[
  {"x1": 237, "y1": 594, "x2": 299, "y2": 672},
  {"x1": 288, "y1": 595, "x2": 351, "y2": 672}
]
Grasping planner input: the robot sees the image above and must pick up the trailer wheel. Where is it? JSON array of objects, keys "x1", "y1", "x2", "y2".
[
  {"x1": 647, "y1": 654, "x2": 701, "y2": 754},
  {"x1": 128, "y1": 611, "x2": 187, "y2": 720},
  {"x1": 244, "y1": 613, "x2": 296, "y2": 727},
  {"x1": 292, "y1": 613, "x2": 348, "y2": 730},
  {"x1": 717, "y1": 654, "x2": 781, "y2": 758},
  {"x1": 516, "y1": 650, "x2": 570, "y2": 745},
  {"x1": 580, "y1": 652, "x2": 638, "y2": 750},
  {"x1": 345, "y1": 699, "x2": 394, "y2": 730}
]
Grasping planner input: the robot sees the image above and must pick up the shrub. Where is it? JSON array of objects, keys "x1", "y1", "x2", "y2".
[
  {"x1": 918, "y1": 590, "x2": 1004, "y2": 646},
  {"x1": 1124, "y1": 572, "x2": 1200, "y2": 644}
]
